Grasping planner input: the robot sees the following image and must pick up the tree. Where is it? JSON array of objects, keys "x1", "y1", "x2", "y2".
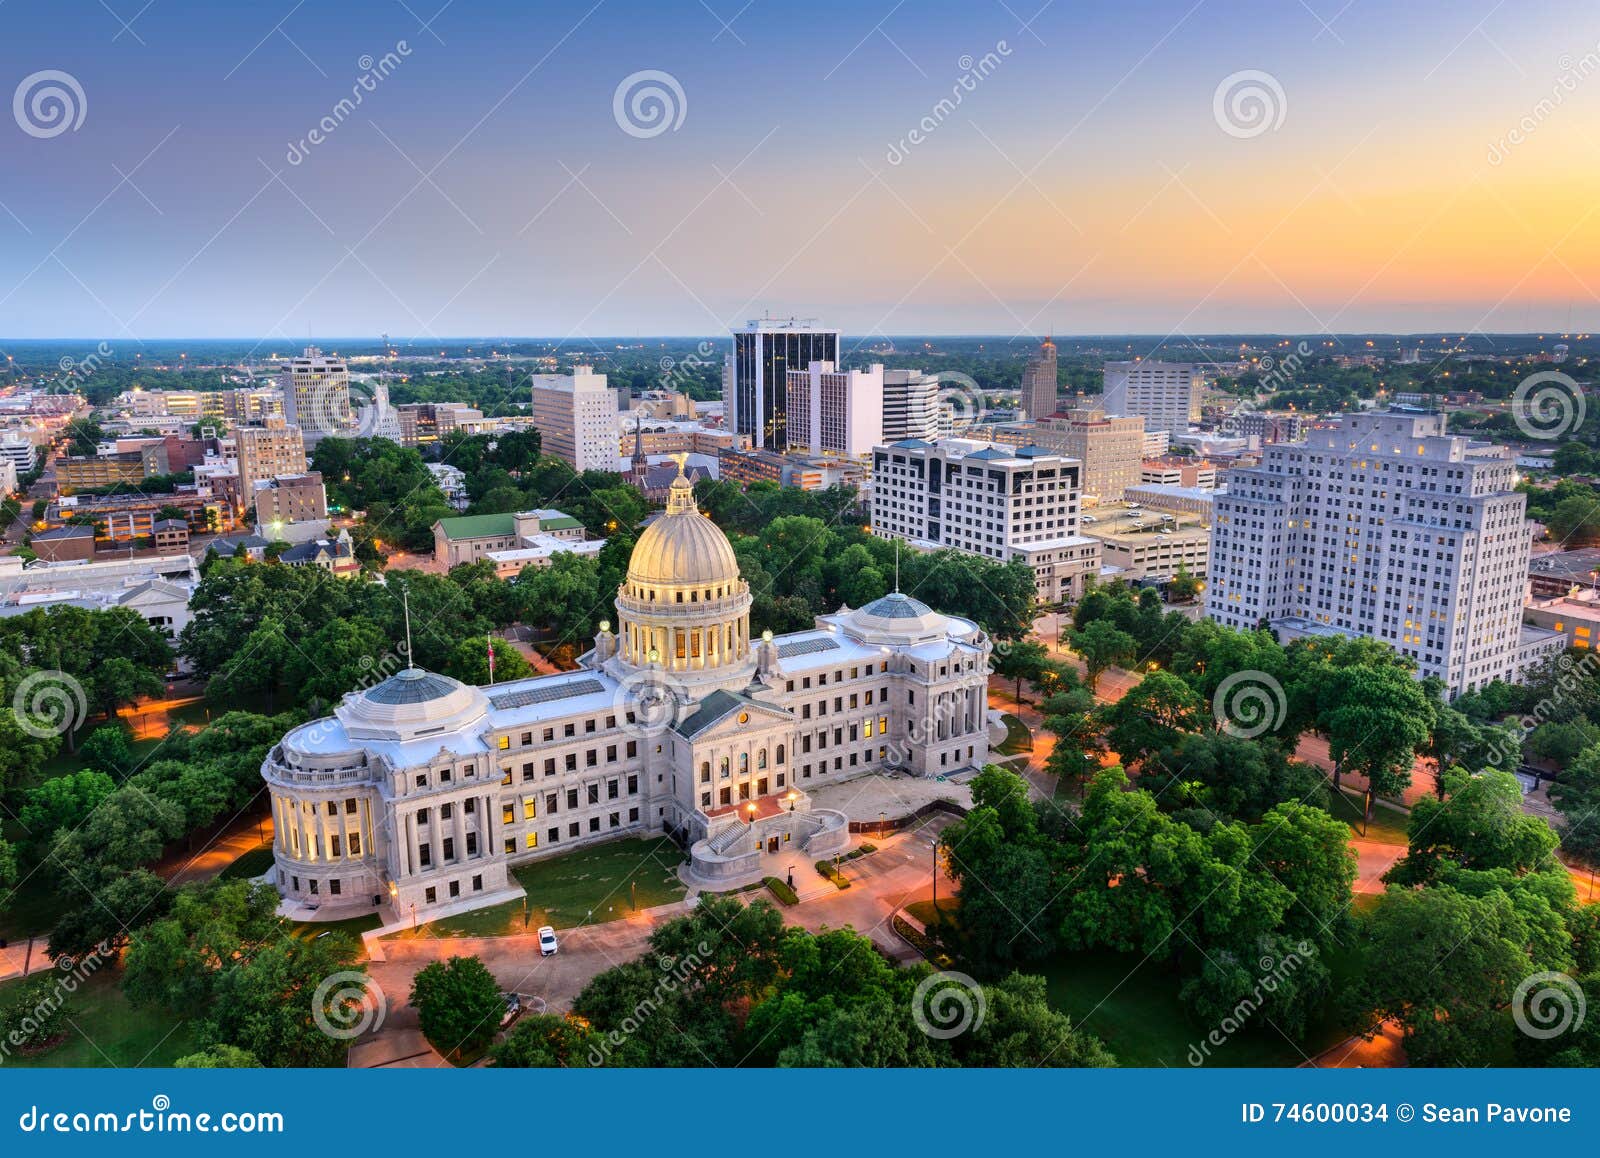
[
  {"x1": 1321, "y1": 665, "x2": 1431, "y2": 804},
  {"x1": 1068, "y1": 620, "x2": 1137, "y2": 693},
  {"x1": 0, "y1": 976, "x2": 69, "y2": 1055},
  {"x1": 1363, "y1": 887, "x2": 1540, "y2": 1066},
  {"x1": 17, "y1": 768, "x2": 116, "y2": 856},
  {"x1": 79, "y1": 725, "x2": 134, "y2": 778},
  {"x1": 410, "y1": 955, "x2": 505, "y2": 1061},
  {"x1": 1388, "y1": 769, "x2": 1561, "y2": 887},
  {"x1": 490, "y1": 1013, "x2": 605, "y2": 1067},
  {"x1": 1154, "y1": 731, "x2": 1327, "y2": 822},
  {"x1": 1099, "y1": 670, "x2": 1204, "y2": 767},
  {"x1": 208, "y1": 932, "x2": 367, "y2": 1067},
  {"x1": 0, "y1": 712, "x2": 60, "y2": 796},
  {"x1": 1168, "y1": 561, "x2": 1201, "y2": 603},
  {"x1": 992, "y1": 640, "x2": 1049, "y2": 705},
  {"x1": 445, "y1": 635, "x2": 534, "y2": 686},
  {"x1": 1552, "y1": 744, "x2": 1600, "y2": 871},
  {"x1": 955, "y1": 972, "x2": 1116, "y2": 1067},
  {"x1": 175, "y1": 1044, "x2": 260, "y2": 1068}
]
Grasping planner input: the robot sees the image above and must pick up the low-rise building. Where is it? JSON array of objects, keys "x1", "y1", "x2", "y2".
[
  {"x1": 1140, "y1": 457, "x2": 1219, "y2": 490},
  {"x1": 281, "y1": 530, "x2": 361, "y2": 577},
  {"x1": 1120, "y1": 483, "x2": 1218, "y2": 523},
  {"x1": 1080, "y1": 505, "x2": 1210, "y2": 584},
  {"x1": 29, "y1": 524, "x2": 96, "y2": 562},
  {"x1": 1523, "y1": 589, "x2": 1600, "y2": 651},
  {"x1": 717, "y1": 448, "x2": 864, "y2": 492},
  {"x1": 432, "y1": 509, "x2": 588, "y2": 570}
]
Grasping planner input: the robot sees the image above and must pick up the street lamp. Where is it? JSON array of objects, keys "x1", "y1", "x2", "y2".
[
  {"x1": 786, "y1": 791, "x2": 797, "y2": 812},
  {"x1": 746, "y1": 802, "x2": 757, "y2": 828}
]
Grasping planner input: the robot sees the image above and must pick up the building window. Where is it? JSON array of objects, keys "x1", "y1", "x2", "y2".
[{"x1": 424, "y1": 887, "x2": 436, "y2": 904}]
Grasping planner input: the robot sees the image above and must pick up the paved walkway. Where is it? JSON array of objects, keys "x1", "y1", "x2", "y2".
[{"x1": 152, "y1": 811, "x2": 275, "y2": 887}]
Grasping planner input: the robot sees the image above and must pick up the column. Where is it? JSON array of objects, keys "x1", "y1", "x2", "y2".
[
  {"x1": 404, "y1": 808, "x2": 419, "y2": 877},
  {"x1": 452, "y1": 799, "x2": 467, "y2": 865},
  {"x1": 481, "y1": 792, "x2": 495, "y2": 859}
]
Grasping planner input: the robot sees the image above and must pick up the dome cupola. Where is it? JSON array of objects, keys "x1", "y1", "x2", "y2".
[{"x1": 612, "y1": 459, "x2": 753, "y2": 678}]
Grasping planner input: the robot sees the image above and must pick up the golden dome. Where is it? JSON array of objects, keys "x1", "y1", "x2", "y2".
[{"x1": 625, "y1": 467, "x2": 741, "y2": 589}]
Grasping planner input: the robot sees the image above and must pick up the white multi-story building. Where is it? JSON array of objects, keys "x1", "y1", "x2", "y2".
[
  {"x1": 261, "y1": 465, "x2": 996, "y2": 921},
  {"x1": 870, "y1": 438, "x2": 1101, "y2": 604},
  {"x1": 784, "y1": 361, "x2": 884, "y2": 460},
  {"x1": 530, "y1": 366, "x2": 619, "y2": 472},
  {"x1": 1103, "y1": 360, "x2": 1201, "y2": 436},
  {"x1": 0, "y1": 431, "x2": 38, "y2": 474},
  {"x1": 881, "y1": 368, "x2": 941, "y2": 444},
  {"x1": 279, "y1": 347, "x2": 350, "y2": 437},
  {"x1": 1207, "y1": 409, "x2": 1547, "y2": 695}
]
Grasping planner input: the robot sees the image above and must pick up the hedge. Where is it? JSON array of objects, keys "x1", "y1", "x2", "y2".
[{"x1": 763, "y1": 876, "x2": 798, "y2": 906}]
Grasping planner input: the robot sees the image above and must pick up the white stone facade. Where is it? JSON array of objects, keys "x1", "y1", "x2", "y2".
[
  {"x1": 1206, "y1": 409, "x2": 1532, "y2": 695},
  {"x1": 264, "y1": 467, "x2": 993, "y2": 920}
]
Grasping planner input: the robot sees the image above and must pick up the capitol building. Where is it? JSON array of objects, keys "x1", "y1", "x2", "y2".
[{"x1": 262, "y1": 466, "x2": 998, "y2": 920}]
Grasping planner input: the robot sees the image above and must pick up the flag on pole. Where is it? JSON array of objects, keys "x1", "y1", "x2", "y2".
[{"x1": 488, "y1": 638, "x2": 496, "y2": 684}]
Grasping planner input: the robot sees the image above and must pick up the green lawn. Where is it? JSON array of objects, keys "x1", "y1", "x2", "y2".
[
  {"x1": 0, "y1": 969, "x2": 199, "y2": 1068},
  {"x1": 389, "y1": 836, "x2": 686, "y2": 940},
  {"x1": 218, "y1": 845, "x2": 276, "y2": 881},
  {"x1": 905, "y1": 897, "x2": 961, "y2": 930},
  {"x1": 996, "y1": 714, "x2": 1034, "y2": 756},
  {"x1": 285, "y1": 913, "x2": 383, "y2": 944},
  {"x1": 1326, "y1": 786, "x2": 1411, "y2": 846}
]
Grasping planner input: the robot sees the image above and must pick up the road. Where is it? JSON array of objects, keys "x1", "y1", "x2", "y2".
[{"x1": 347, "y1": 818, "x2": 952, "y2": 1066}]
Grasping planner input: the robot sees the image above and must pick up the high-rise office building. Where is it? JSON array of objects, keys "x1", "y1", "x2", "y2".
[
  {"x1": 279, "y1": 347, "x2": 350, "y2": 437},
  {"x1": 871, "y1": 438, "x2": 1101, "y2": 604},
  {"x1": 784, "y1": 361, "x2": 884, "y2": 459},
  {"x1": 530, "y1": 366, "x2": 619, "y2": 472},
  {"x1": 1022, "y1": 336, "x2": 1059, "y2": 419},
  {"x1": 1102, "y1": 359, "x2": 1201, "y2": 435},
  {"x1": 235, "y1": 419, "x2": 308, "y2": 504},
  {"x1": 1034, "y1": 408, "x2": 1146, "y2": 503},
  {"x1": 725, "y1": 317, "x2": 839, "y2": 451},
  {"x1": 881, "y1": 368, "x2": 941, "y2": 444},
  {"x1": 1207, "y1": 409, "x2": 1555, "y2": 695}
]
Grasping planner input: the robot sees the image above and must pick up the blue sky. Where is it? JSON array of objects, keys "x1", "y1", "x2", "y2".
[{"x1": 3, "y1": 0, "x2": 1599, "y2": 339}]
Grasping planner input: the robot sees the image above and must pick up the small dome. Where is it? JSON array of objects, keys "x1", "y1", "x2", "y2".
[
  {"x1": 848, "y1": 590, "x2": 959, "y2": 643},
  {"x1": 859, "y1": 592, "x2": 934, "y2": 620},
  {"x1": 626, "y1": 469, "x2": 741, "y2": 588},
  {"x1": 365, "y1": 669, "x2": 462, "y2": 705},
  {"x1": 336, "y1": 667, "x2": 488, "y2": 742}
]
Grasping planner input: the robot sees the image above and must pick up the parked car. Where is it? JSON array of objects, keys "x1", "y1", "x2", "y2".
[{"x1": 538, "y1": 926, "x2": 558, "y2": 956}]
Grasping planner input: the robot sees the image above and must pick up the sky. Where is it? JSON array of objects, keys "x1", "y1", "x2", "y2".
[{"x1": 3, "y1": 0, "x2": 1600, "y2": 340}]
